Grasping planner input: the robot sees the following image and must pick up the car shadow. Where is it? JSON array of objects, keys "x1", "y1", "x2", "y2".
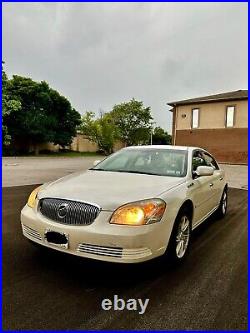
[
  {"x1": 192, "y1": 212, "x2": 219, "y2": 240},
  {"x1": 33, "y1": 244, "x2": 167, "y2": 289},
  {"x1": 30, "y1": 211, "x2": 225, "y2": 293}
]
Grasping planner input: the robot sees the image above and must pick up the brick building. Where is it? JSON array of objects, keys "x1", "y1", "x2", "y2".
[{"x1": 168, "y1": 90, "x2": 248, "y2": 164}]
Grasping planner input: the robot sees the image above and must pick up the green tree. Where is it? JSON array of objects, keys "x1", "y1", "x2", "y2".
[
  {"x1": 109, "y1": 98, "x2": 153, "y2": 146},
  {"x1": 2, "y1": 63, "x2": 21, "y2": 145},
  {"x1": 152, "y1": 126, "x2": 172, "y2": 145},
  {"x1": 79, "y1": 111, "x2": 118, "y2": 155},
  {"x1": 4, "y1": 75, "x2": 81, "y2": 154}
]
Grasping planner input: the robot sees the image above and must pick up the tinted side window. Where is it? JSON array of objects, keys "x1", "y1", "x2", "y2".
[
  {"x1": 192, "y1": 150, "x2": 207, "y2": 172},
  {"x1": 203, "y1": 152, "x2": 219, "y2": 170}
]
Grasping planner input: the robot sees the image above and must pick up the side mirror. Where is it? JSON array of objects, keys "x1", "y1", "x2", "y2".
[
  {"x1": 196, "y1": 166, "x2": 214, "y2": 177},
  {"x1": 93, "y1": 160, "x2": 101, "y2": 167}
]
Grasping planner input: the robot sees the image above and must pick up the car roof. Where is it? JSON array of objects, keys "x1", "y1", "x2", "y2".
[{"x1": 123, "y1": 145, "x2": 200, "y2": 151}]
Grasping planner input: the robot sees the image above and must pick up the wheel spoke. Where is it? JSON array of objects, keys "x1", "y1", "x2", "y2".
[
  {"x1": 176, "y1": 241, "x2": 182, "y2": 256},
  {"x1": 180, "y1": 240, "x2": 184, "y2": 254},
  {"x1": 181, "y1": 217, "x2": 189, "y2": 232}
]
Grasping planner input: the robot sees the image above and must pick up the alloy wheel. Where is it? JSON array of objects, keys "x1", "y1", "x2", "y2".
[
  {"x1": 176, "y1": 216, "x2": 190, "y2": 259},
  {"x1": 222, "y1": 191, "x2": 227, "y2": 215}
]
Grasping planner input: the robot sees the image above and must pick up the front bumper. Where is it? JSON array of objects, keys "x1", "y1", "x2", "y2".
[{"x1": 21, "y1": 204, "x2": 168, "y2": 263}]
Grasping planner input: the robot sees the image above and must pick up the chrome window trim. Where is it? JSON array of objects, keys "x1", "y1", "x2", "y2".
[{"x1": 38, "y1": 196, "x2": 101, "y2": 211}]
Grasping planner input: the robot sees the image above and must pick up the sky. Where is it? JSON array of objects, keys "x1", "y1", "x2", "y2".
[{"x1": 3, "y1": 2, "x2": 248, "y2": 132}]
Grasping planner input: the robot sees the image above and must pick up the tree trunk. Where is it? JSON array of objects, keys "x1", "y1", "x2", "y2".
[{"x1": 34, "y1": 144, "x2": 40, "y2": 156}]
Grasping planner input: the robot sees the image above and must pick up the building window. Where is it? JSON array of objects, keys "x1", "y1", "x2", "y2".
[
  {"x1": 191, "y1": 108, "x2": 199, "y2": 128},
  {"x1": 226, "y1": 106, "x2": 235, "y2": 127}
]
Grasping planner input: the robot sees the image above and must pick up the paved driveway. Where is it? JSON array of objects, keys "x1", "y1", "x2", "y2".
[
  {"x1": 2, "y1": 157, "x2": 248, "y2": 189},
  {"x1": 220, "y1": 164, "x2": 248, "y2": 190}
]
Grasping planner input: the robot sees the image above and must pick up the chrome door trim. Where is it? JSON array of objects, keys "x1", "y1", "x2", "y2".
[{"x1": 192, "y1": 205, "x2": 219, "y2": 230}]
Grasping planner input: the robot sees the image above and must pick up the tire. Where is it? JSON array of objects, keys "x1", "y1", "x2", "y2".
[
  {"x1": 166, "y1": 208, "x2": 192, "y2": 264},
  {"x1": 216, "y1": 187, "x2": 228, "y2": 219}
]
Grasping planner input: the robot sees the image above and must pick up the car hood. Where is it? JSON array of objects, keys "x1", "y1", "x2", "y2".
[{"x1": 38, "y1": 170, "x2": 185, "y2": 211}]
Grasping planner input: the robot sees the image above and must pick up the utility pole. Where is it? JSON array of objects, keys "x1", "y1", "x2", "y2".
[{"x1": 150, "y1": 121, "x2": 156, "y2": 145}]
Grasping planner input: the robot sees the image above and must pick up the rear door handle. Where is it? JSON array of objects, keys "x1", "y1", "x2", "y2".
[
  {"x1": 219, "y1": 177, "x2": 223, "y2": 181},
  {"x1": 209, "y1": 183, "x2": 214, "y2": 187}
]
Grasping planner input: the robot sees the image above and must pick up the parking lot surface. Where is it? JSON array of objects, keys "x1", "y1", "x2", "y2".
[
  {"x1": 2, "y1": 156, "x2": 248, "y2": 189},
  {"x1": 2, "y1": 156, "x2": 102, "y2": 187},
  {"x1": 3, "y1": 186, "x2": 247, "y2": 330}
]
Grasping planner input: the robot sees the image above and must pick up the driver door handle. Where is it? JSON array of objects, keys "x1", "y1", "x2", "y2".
[{"x1": 209, "y1": 183, "x2": 214, "y2": 187}]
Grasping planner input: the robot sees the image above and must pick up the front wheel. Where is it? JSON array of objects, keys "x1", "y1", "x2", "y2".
[
  {"x1": 216, "y1": 187, "x2": 228, "y2": 219},
  {"x1": 166, "y1": 210, "x2": 192, "y2": 264}
]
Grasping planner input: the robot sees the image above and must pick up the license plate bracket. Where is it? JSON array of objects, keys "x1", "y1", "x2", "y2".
[{"x1": 45, "y1": 230, "x2": 69, "y2": 249}]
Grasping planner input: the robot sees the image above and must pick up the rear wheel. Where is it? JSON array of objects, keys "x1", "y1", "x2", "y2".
[{"x1": 166, "y1": 209, "x2": 192, "y2": 264}]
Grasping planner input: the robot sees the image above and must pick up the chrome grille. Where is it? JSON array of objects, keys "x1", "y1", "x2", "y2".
[
  {"x1": 22, "y1": 224, "x2": 42, "y2": 241},
  {"x1": 39, "y1": 198, "x2": 100, "y2": 226},
  {"x1": 77, "y1": 243, "x2": 123, "y2": 257}
]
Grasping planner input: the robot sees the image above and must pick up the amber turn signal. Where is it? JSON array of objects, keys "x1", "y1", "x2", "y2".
[{"x1": 27, "y1": 186, "x2": 41, "y2": 208}]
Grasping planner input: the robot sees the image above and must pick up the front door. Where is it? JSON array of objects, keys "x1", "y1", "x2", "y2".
[
  {"x1": 190, "y1": 150, "x2": 216, "y2": 227},
  {"x1": 202, "y1": 151, "x2": 224, "y2": 208}
]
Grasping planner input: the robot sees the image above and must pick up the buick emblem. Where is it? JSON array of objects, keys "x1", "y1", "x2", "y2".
[{"x1": 57, "y1": 203, "x2": 69, "y2": 219}]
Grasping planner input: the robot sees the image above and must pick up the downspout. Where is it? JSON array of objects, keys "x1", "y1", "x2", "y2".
[{"x1": 174, "y1": 105, "x2": 177, "y2": 145}]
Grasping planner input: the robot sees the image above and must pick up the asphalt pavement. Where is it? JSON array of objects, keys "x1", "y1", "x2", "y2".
[{"x1": 2, "y1": 186, "x2": 247, "y2": 330}]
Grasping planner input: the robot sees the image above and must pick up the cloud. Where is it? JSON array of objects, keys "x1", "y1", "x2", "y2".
[{"x1": 3, "y1": 2, "x2": 248, "y2": 131}]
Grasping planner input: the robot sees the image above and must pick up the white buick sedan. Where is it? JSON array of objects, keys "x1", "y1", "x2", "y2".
[{"x1": 21, "y1": 146, "x2": 227, "y2": 263}]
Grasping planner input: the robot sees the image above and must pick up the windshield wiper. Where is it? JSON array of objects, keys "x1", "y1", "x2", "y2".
[
  {"x1": 90, "y1": 169, "x2": 162, "y2": 176},
  {"x1": 114, "y1": 170, "x2": 159, "y2": 176},
  {"x1": 89, "y1": 168, "x2": 106, "y2": 171}
]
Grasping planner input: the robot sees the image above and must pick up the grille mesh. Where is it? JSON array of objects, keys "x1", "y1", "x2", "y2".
[{"x1": 39, "y1": 198, "x2": 100, "y2": 226}]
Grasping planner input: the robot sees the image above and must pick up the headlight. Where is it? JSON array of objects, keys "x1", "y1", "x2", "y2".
[
  {"x1": 110, "y1": 199, "x2": 166, "y2": 226},
  {"x1": 27, "y1": 186, "x2": 41, "y2": 208}
]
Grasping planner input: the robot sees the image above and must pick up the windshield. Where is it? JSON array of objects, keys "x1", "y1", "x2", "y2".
[{"x1": 91, "y1": 148, "x2": 188, "y2": 177}]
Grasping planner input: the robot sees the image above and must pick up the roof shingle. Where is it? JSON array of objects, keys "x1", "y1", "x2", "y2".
[{"x1": 168, "y1": 90, "x2": 248, "y2": 107}]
